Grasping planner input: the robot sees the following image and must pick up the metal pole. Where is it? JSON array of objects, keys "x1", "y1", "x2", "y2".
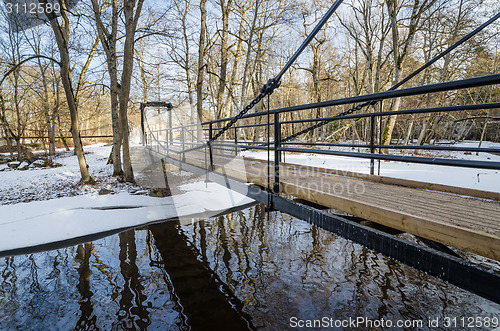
[
  {"x1": 273, "y1": 112, "x2": 281, "y2": 193},
  {"x1": 370, "y1": 115, "x2": 375, "y2": 175},
  {"x1": 140, "y1": 103, "x2": 145, "y2": 146},
  {"x1": 209, "y1": 122, "x2": 214, "y2": 171},
  {"x1": 169, "y1": 108, "x2": 173, "y2": 144},
  {"x1": 234, "y1": 127, "x2": 238, "y2": 155},
  {"x1": 181, "y1": 127, "x2": 185, "y2": 153}
]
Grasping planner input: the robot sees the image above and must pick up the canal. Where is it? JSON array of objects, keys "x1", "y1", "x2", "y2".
[{"x1": 0, "y1": 204, "x2": 498, "y2": 330}]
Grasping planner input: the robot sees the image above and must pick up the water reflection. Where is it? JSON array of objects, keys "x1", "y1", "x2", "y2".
[
  {"x1": 0, "y1": 204, "x2": 498, "y2": 330},
  {"x1": 75, "y1": 243, "x2": 96, "y2": 330},
  {"x1": 115, "y1": 231, "x2": 150, "y2": 330},
  {"x1": 149, "y1": 220, "x2": 254, "y2": 330}
]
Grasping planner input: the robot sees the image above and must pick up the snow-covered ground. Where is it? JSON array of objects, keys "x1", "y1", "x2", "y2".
[
  {"x1": 0, "y1": 144, "x2": 254, "y2": 255},
  {"x1": 0, "y1": 144, "x2": 139, "y2": 205},
  {"x1": 241, "y1": 141, "x2": 500, "y2": 193},
  {"x1": 0, "y1": 182, "x2": 253, "y2": 255}
]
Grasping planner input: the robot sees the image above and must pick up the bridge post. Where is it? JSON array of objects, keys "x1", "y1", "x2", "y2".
[
  {"x1": 181, "y1": 126, "x2": 185, "y2": 153},
  {"x1": 234, "y1": 127, "x2": 238, "y2": 155},
  {"x1": 370, "y1": 115, "x2": 375, "y2": 175},
  {"x1": 166, "y1": 130, "x2": 170, "y2": 157},
  {"x1": 208, "y1": 122, "x2": 214, "y2": 171},
  {"x1": 169, "y1": 107, "x2": 173, "y2": 144},
  {"x1": 273, "y1": 112, "x2": 281, "y2": 193},
  {"x1": 140, "y1": 103, "x2": 146, "y2": 146}
]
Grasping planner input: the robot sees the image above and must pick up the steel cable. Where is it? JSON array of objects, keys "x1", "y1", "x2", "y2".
[
  {"x1": 280, "y1": 11, "x2": 500, "y2": 143},
  {"x1": 210, "y1": 0, "x2": 345, "y2": 143}
]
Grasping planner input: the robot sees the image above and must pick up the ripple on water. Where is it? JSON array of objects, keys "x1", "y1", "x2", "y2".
[{"x1": 0, "y1": 204, "x2": 498, "y2": 330}]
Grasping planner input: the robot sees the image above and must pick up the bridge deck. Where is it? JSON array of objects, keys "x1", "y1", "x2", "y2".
[{"x1": 155, "y1": 146, "x2": 500, "y2": 261}]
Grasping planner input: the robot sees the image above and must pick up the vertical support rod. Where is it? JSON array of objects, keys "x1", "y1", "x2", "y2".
[
  {"x1": 273, "y1": 111, "x2": 281, "y2": 193},
  {"x1": 370, "y1": 115, "x2": 375, "y2": 175},
  {"x1": 169, "y1": 108, "x2": 173, "y2": 144},
  {"x1": 234, "y1": 127, "x2": 238, "y2": 155},
  {"x1": 181, "y1": 127, "x2": 185, "y2": 152},
  {"x1": 208, "y1": 122, "x2": 214, "y2": 171},
  {"x1": 140, "y1": 103, "x2": 146, "y2": 146}
]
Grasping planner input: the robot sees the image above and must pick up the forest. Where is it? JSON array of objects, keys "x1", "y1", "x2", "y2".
[{"x1": 0, "y1": 0, "x2": 499, "y2": 183}]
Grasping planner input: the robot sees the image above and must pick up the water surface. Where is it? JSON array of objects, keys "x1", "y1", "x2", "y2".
[{"x1": 0, "y1": 205, "x2": 498, "y2": 330}]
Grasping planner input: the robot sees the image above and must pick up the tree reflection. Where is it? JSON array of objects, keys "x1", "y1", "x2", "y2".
[
  {"x1": 74, "y1": 243, "x2": 97, "y2": 330},
  {"x1": 115, "y1": 231, "x2": 150, "y2": 330},
  {"x1": 150, "y1": 220, "x2": 255, "y2": 330}
]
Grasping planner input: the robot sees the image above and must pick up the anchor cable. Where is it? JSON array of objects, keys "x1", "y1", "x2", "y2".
[
  {"x1": 209, "y1": 0, "x2": 345, "y2": 144},
  {"x1": 280, "y1": 10, "x2": 500, "y2": 143}
]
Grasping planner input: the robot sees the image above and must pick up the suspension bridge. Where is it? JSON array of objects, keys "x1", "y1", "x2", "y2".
[{"x1": 141, "y1": 0, "x2": 500, "y2": 304}]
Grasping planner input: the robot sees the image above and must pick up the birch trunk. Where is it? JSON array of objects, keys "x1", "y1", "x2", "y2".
[
  {"x1": 196, "y1": 0, "x2": 208, "y2": 123},
  {"x1": 41, "y1": 0, "x2": 91, "y2": 182},
  {"x1": 119, "y1": 0, "x2": 144, "y2": 182}
]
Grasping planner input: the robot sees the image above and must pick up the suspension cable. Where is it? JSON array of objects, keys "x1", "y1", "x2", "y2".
[
  {"x1": 210, "y1": 0, "x2": 344, "y2": 143},
  {"x1": 280, "y1": 11, "x2": 500, "y2": 143}
]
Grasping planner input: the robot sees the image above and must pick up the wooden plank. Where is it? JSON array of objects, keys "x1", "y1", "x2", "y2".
[
  {"x1": 279, "y1": 179, "x2": 500, "y2": 261},
  {"x1": 159, "y1": 147, "x2": 500, "y2": 261},
  {"x1": 243, "y1": 157, "x2": 500, "y2": 201}
]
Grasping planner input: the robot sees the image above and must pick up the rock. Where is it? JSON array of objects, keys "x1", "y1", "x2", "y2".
[
  {"x1": 32, "y1": 159, "x2": 46, "y2": 167},
  {"x1": 25, "y1": 152, "x2": 35, "y2": 163},
  {"x1": 149, "y1": 188, "x2": 171, "y2": 197},
  {"x1": 98, "y1": 189, "x2": 112, "y2": 195},
  {"x1": 7, "y1": 161, "x2": 20, "y2": 168},
  {"x1": 17, "y1": 161, "x2": 30, "y2": 170},
  {"x1": 16, "y1": 161, "x2": 29, "y2": 170}
]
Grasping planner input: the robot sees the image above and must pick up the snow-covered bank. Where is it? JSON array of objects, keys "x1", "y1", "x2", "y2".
[
  {"x1": 0, "y1": 144, "x2": 139, "y2": 205},
  {"x1": 242, "y1": 141, "x2": 500, "y2": 193},
  {"x1": 0, "y1": 181, "x2": 253, "y2": 256},
  {"x1": 0, "y1": 144, "x2": 255, "y2": 256}
]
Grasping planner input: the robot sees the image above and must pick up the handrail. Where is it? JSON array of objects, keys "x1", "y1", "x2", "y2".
[{"x1": 202, "y1": 74, "x2": 500, "y2": 125}]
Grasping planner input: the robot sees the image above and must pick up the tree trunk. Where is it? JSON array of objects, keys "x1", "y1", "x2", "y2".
[
  {"x1": 196, "y1": 0, "x2": 208, "y2": 123},
  {"x1": 41, "y1": 0, "x2": 91, "y2": 182},
  {"x1": 381, "y1": 0, "x2": 401, "y2": 148},
  {"x1": 240, "y1": 0, "x2": 259, "y2": 110},
  {"x1": 91, "y1": 0, "x2": 122, "y2": 176},
  {"x1": 215, "y1": 0, "x2": 233, "y2": 119},
  {"x1": 119, "y1": 0, "x2": 145, "y2": 183},
  {"x1": 0, "y1": 95, "x2": 14, "y2": 159}
]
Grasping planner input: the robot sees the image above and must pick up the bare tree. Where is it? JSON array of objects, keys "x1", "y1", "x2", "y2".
[
  {"x1": 40, "y1": 0, "x2": 92, "y2": 182},
  {"x1": 196, "y1": 0, "x2": 208, "y2": 123},
  {"x1": 119, "y1": 0, "x2": 145, "y2": 182},
  {"x1": 215, "y1": 0, "x2": 233, "y2": 119},
  {"x1": 381, "y1": 0, "x2": 437, "y2": 147},
  {"x1": 91, "y1": 0, "x2": 123, "y2": 176}
]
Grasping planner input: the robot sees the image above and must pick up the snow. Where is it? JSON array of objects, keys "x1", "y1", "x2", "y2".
[
  {"x1": 0, "y1": 144, "x2": 139, "y2": 205},
  {"x1": 0, "y1": 182, "x2": 254, "y2": 255},
  {"x1": 0, "y1": 144, "x2": 254, "y2": 255},
  {"x1": 17, "y1": 161, "x2": 29, "y2": 170},
  {"x1": 241, "y1": 141, "x2": 500, "y2": 193},
  {"x1": 32, "y1": 159, "x2": 46, "y2": 167},
  {"x1": 7, "y1": 161, "x2": 20, "y2": 168}
]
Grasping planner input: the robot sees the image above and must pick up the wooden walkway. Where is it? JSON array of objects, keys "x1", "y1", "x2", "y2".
[{"x1": 154, "y1": 145, "x2": 500, "y2": 261}]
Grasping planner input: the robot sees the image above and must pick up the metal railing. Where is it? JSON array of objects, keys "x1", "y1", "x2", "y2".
[{"x1": 144, "y1": 73, "x2": 500, "y2": 195}]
